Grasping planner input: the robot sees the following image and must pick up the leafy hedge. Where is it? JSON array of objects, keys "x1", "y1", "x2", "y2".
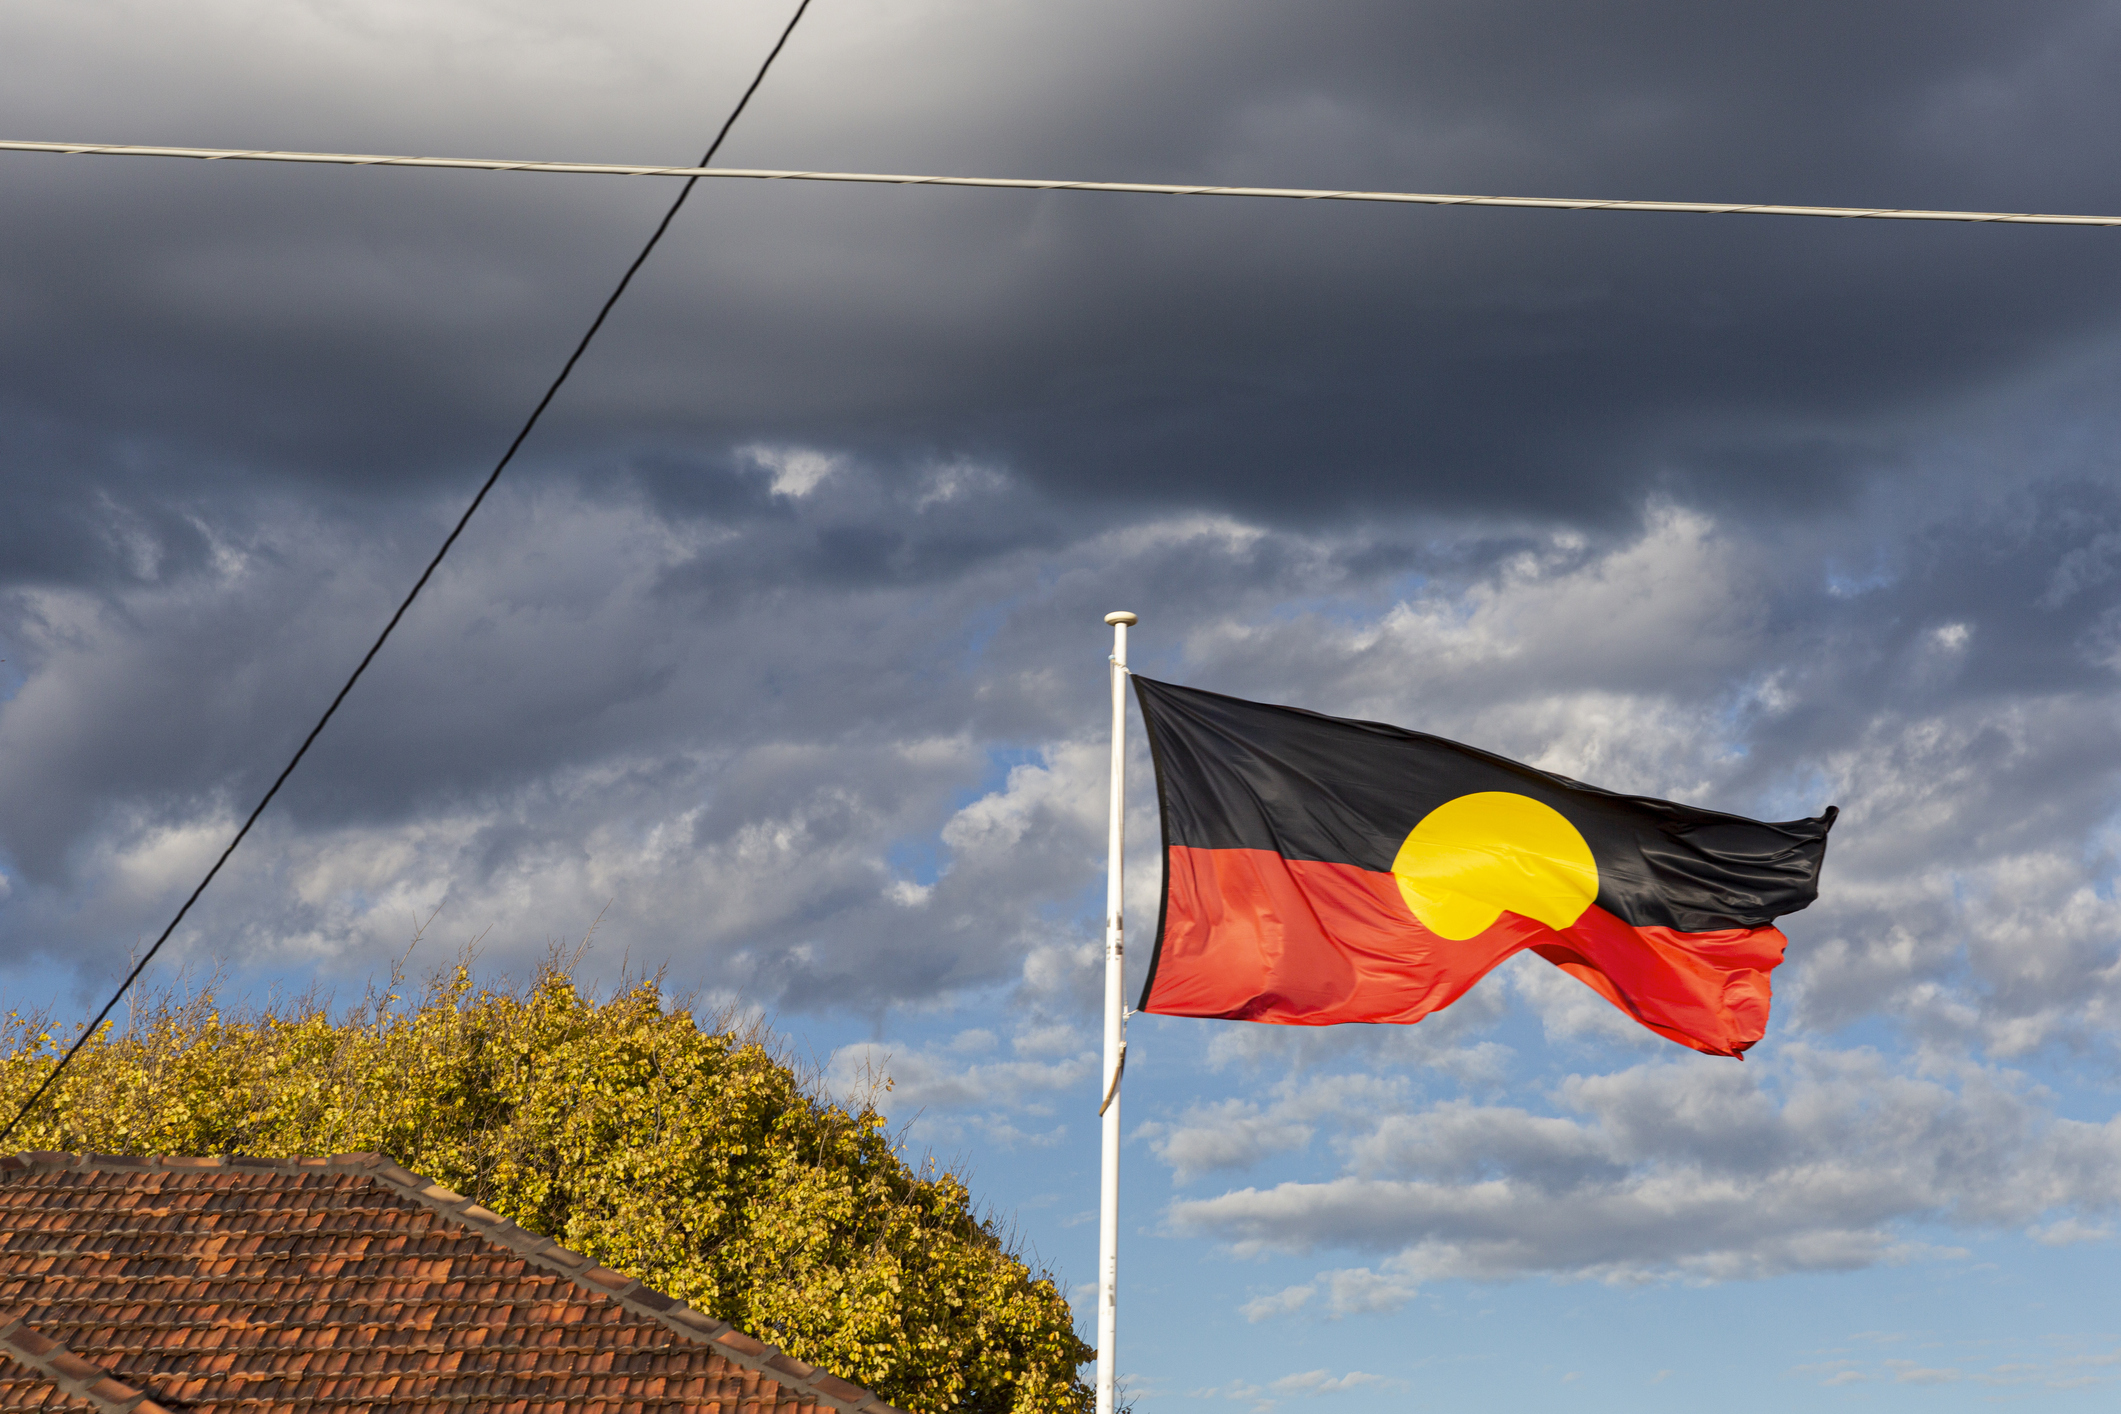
[{"x1": 0, "y1": 959, "x2": 1093, "y2": 1414}]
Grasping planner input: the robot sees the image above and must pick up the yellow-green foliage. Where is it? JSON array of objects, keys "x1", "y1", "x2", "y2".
[{"x1": 0, "y1": 959, "x2": 1093, "y2": 1414}]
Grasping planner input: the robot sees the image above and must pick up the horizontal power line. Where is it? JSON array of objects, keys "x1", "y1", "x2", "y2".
[{"x1": 4, "y1": 138, "x2": 2119, "y2": 226}]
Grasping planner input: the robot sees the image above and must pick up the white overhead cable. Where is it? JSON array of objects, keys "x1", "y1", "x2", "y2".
[{"x1": 4, "y1": 138, "x2": 2119, "y2": 227}]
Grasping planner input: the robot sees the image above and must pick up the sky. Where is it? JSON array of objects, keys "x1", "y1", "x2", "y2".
[{"x1": 6, "y1": 0, "x2": 2121, "y2": 1407}]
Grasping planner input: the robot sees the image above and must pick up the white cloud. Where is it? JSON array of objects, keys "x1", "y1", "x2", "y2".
[
  {"x1": 1201, "y1": 987, "x2": 1513, "y2": 1085},
  {"x1": 827, "y1": 1036, "x2": 1094, "y2": 1114},
  {"x1": 1189, "y1": 1368, "x2": 1392, "y2": 1412},
  {"x1": 825, "y1": 1012, "x2": 1104, "y2": 1151},
  {"x1": 742, "y1": 444, "x2": 843, "y2": 499},
  {"x1": 1173, "y1": 1045, "x2": 2121, "y2": 1287},
  {"x1": 1311, "y1": 1267, "x2": 1418, "y2": 1317},
  {"x1": 1012, "y1": 1021, "x2": 1088, "y2": 1058},
  {"x1": 1239, "y1": 1285, "x2": 1313, "y2": 1322},
  {"x1": 1267, "y1": 1369, "x2": 1386, "y2": 1395},
  {"x1": 1139, "y1": 1072, "x2": 1409, "y2": 1185},
  {"x1": 1892, "y1": 1363, "x2": 1960, "y2": 1385},
  {"x1": 2028, "y1": 1217, "x2": 2112, "y2": 1247},
  {"x1": 886, "y1": 879, "x2": 933, "y2": 907},
  {"x1": 1176, "y1": 508, "x2": 1768, "y2": 794},
  {"x1": 1140, "y1": 1098, "x2": 1315, "y2": 1185},
  {"x1": 12, "y1": 482, "x2": 2121, "y2": 1078}
]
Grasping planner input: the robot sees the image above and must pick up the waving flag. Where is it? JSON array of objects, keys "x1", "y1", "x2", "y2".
[{"x1": 1132, "y1": 678, "x2": 1835, "y2": 1056}]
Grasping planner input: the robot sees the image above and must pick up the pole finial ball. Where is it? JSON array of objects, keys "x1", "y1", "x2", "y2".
[{"x1": 1104, "y1": 611, "x2": 1139, "y2": 626}]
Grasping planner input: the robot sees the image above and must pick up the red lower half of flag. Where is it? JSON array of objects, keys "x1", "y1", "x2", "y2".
[{"x1": 1142, "y1": 846, "x2": 1788, "y2": 1057}]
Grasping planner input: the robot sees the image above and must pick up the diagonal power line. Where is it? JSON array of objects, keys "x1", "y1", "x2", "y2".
[
  {"x1": 0, "y1": 0, "x2": 817, "y2": 1148},
  {"x1": 5, "y1": 138, "x2": 2121, "y2": 225}
]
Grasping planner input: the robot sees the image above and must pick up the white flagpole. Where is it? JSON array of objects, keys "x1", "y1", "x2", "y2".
[{"x1": 1096, "y1": 609, "x2": 1136, "y2": 1414}]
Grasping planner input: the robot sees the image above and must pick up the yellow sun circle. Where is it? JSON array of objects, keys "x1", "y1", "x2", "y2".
[{"x1": 1392, "y1": 792, "x2": 1600, "y2": 940}]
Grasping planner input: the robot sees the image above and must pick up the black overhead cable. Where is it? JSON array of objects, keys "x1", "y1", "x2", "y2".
[{"x1": 0, "y1": 0, "x2": 818, "y2": 1148}]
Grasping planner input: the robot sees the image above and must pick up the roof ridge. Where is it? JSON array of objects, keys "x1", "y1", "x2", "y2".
[
  {"x1": 1, "y1": 1151, "x2": 904, "y2": 1414},
  {"x1": 0, "y1": 1313, "x2": 178, "y2": 1414}
]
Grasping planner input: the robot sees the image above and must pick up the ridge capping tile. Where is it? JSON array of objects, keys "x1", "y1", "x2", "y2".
[
  {"x1": 538, "y1": 1245, "x2": 591, "y2": 1270},
  {"x1": 0, "y1": 1314, "x2": 166, "y2": 1414},
  {"x1": 665, "y1": 1306, "x2": 729, "y2": 1336},
  {"x1": 48, "y1": 1352, "x2": 100, "y2": 1380},
  {"x1": 812, "y1": 1374, "x2": 867, "y2": 1403},
  {"x1": 371, "y1": 1160, "x2": 424, "y2": 1188},
  {"x1": 1, "y1": 1318, "x2": 59, "y2": 1357},
  {"x1": 87, "y1": 1375, "x2": 146, "y2": 1406}
]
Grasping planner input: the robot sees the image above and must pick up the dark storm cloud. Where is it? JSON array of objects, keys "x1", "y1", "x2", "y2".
[
  {"x1": 5, "y1": 0, "x2": 2121, "y2": 1038},
  {"x1": 8, "y1": 0, "x2": 2121, "y2": 589}
]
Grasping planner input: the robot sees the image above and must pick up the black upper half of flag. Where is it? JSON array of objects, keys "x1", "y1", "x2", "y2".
[{"x1": 1132, "y1": 676, "x2": 1836, "y2": 933}]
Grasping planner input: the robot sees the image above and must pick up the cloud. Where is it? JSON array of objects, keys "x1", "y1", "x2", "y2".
[
  {"x1": 1189, "y1": 1367, "x2": 1390, "y2": 1412},
  {"x1": 0, "y1": 468, "x2": 1159, "y2": 1001},
  {"x1": 11, "y1": 0, "x2": 2121, "y2": 610},
  {"x1": 1201, "y1": 995, "x2": 1513, "y2": 1086},
  {"x1": 1892, "y1": 1363, "x2": 1960, "y2": 1385},
  {"x1": 743, "y1": 444, "x2": 843, "y2": 499},
  {"x1": 1239, "y1": 1285, "x2": 1313, "y2": 1323},
  {"x1": 1137, "y1": 1074, "x2": 1406, "y2": 1185},
  {"x1": 828, "y1": 1037, "x2": 1094, "y2": 1115},
  {"x1": 2027, "y1": 1217, "x2": 2112, "y2": 1247},
  {"x1": 1139, "y1": 1098, "x2": 1315, "y2": 1185},
  {"x1": 9, "y1": 476, "x2": 2121, "y2": 1076},
  {"x1": 3, "y1": 447, "x2": 2119, "y2": 1126},
  {"x1": 1173, "y1": 1045, "x2": 2121, "y2": 1286},
  {"x1": 825, "y1": 1016, "x2": 1100, "y2": 1150},
  {"x1": 1308, "y1": 1268, "x2": 1419, "y2": 1319},
  {"x1": 1266, "y1": 1370, "x2": 1386, "y2": 1396},
  {"x1": 1792, "y1": 1339, "x2": 2121, "y2": 1391}
]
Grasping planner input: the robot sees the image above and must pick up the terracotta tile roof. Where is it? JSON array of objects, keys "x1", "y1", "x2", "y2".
[{"x1": 0, "y1": 1152, "x2": 905, "y2": 1414}]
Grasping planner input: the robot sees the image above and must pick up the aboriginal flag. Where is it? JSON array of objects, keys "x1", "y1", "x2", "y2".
[{"x1": 1133, "y1": 678, "x2": 1836, "y2": 1057}]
